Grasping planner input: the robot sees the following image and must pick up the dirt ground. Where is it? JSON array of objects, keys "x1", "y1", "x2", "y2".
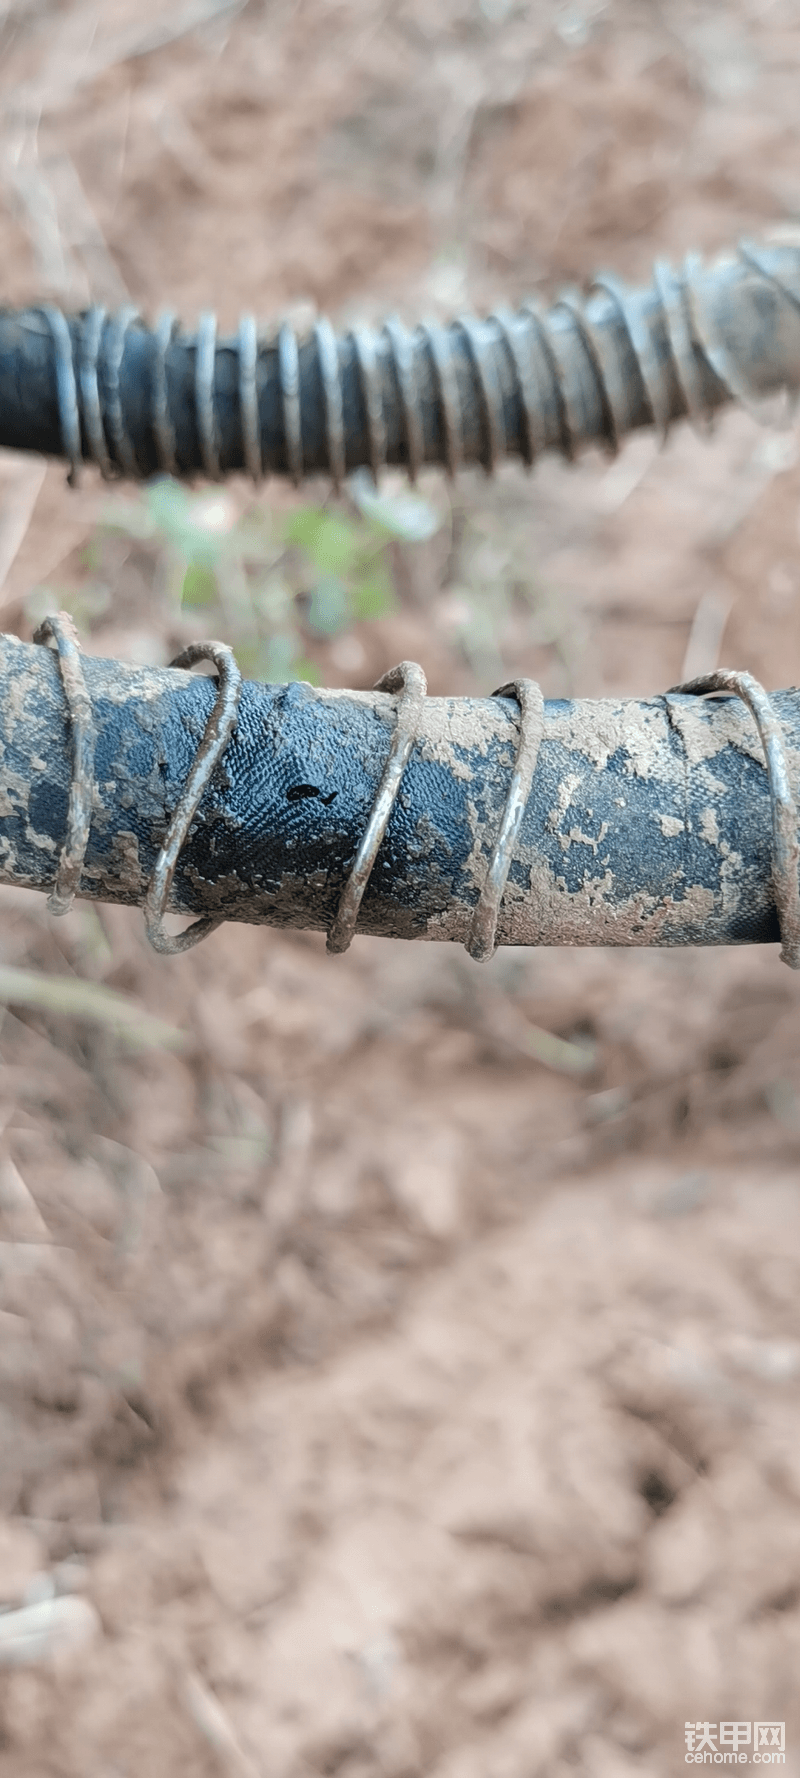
[{"x1": 2, "y1": 0, "x2": 800, "y2": 1773}]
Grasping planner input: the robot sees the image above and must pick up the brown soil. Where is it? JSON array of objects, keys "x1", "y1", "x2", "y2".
[{"x1": 1, "y1": 2, "x2": 800, "y2": 1774}]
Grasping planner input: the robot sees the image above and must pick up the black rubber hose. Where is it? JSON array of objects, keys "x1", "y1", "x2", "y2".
[
  {"x1": 2, "y1": 241, "x2": 800, "y2": 484},
  {"x1": 0, "y1": 630, "x2": 794, "y2": 954}
]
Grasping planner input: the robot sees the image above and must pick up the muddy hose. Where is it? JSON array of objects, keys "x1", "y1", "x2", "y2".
[
  {"x1": 2, "y1": 241, "x2": 800, "y2": 485},
  {"x1": 2, "y1": 627, "x2": 799, "y2": 963}
]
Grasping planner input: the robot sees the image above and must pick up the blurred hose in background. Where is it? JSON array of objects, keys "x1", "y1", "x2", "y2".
[{"x1": 2, "y1": 241, "x2": 799, "y2": 485}]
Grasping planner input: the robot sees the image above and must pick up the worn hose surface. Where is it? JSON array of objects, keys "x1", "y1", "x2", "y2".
[
  {"x1": 0, "y1": 631, "x2": 795, "y2": 954},
  {"x1": 1, "y1": 242, "x2": 800, "y2": 483}
]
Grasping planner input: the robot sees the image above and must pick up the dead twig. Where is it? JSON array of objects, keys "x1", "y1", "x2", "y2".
[
  {"x1": 181, "y1": 1667, "x2": 264, "y2": 1778},
  {"x1": 143, "y1": 92, "x2": 222, "y2": 195},
  {"x1": 0, "y1": 102, "x2": 127, "y2": 307},
  {"x1": 477, "y1": 986, "x2": 597, "y2": 1076},
  {"x1": 37, "y1": 141, "x2": 129, "y2": 306},
  {"x1": 0, "y1": 964, "x2": 184, "y2": 1050},
  {"x1": 0, "y1": 128, "x2": 77, "y2": 300},
  {"x1": 0, "y1": 1150, "x2": 51, "y2": 1241},
  {"x1": 680, "y1": 585, "x2": 734, "y2": 682},
  {"x1": 75, "y1": 0, "x2": 249, "y2": 90},
  {"x1": 0, "y1": 451, "x2": 47, "y2": 608}
]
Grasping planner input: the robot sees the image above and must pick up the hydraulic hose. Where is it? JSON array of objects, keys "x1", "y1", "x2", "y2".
[
  {"x1": 1, "y1": 240, "x2": 799, "y2": 485},
  {"x1": 1, "y1": 629, "x2": 797, "y2": 960}
]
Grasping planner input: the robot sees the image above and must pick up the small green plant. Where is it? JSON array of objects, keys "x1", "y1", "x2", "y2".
[
  {"x1": 25, "y1": 464, "x2": 573, "y2": 697},
  {"x1": 52, "y1": 471, "x2": 442, "y2": 684},
  {"x1": 443, "y1": 489, "x2": 582, "y2": 694}
]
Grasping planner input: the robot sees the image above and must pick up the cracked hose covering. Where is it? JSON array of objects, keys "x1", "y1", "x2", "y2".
[{"x1": 0, "y1": 630, "x2": 795, "y2": 952}]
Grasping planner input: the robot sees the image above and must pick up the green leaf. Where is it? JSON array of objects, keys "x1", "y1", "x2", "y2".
[
  {"x1": 349, "y1": 472, "x2": 441, "y2": 542},
  {"x1": 520, "y1": 1022, "x2": 596, "y2": 1076},
  {"x1": 80, "y1": 536, "x2": 102, "y2": 573},
  {"x1": 283, "y1": 508, "x2": 358, "y2": 574},
  {"x1": 146, "y1": 478, "x2": 192, "y2": 536},
  {"x1": 235, "y1": 636, "x2": 305, "y2": 683},
  {"x1": 181, "y1": 564, "x2": 218, "y2": 607},
  {"x1": 0, "y1": 966, "x2": 184, "y2": 1050},
  {"x1": 145, "y1": 482, "x2": 233, "y2": 568},
  {"x1": 351, "y1": 561, "x2": 395, "y2": 620},
  {"x1": 252, "y1": 572, "x2": 295, "y2": 624}
]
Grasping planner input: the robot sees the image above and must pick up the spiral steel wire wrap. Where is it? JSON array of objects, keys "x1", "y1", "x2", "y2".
[
  {"x1": 0, "y1": 240, "x2": 794, "y2": 485},
  {"x1": 3, "y1": 237, "x2": 800, "y2": 964},
  {"x1": 2, "y1": 628, "x2": 800, "y2": 964},
  {"x1": 30, "y1": 613, "x2": 95, "y2": 918}
]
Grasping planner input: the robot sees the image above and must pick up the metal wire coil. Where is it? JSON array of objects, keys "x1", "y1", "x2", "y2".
[
  {"x1": 32, "y1": 612, "x2": 95, "y2": 916},
  {"x1": 35, "y1": 616, "x2": 243, "y2": 954},
  {"x1": 34, "y1": 625, "x2": 547, "y2": 961},
  {"x1": 142, "y1": 639, "x2": 243, "y2": 954},
  {"x1": 326, "y1": 660, "x2": 427, "y2": 955},
  {"x1": 35, "y1": 240, "x2": 800, "y2": 486},
  {"x1": 328, "y1": 662, "x2": 545, "y2": 959},
  {"x1": 668, "y1": 669, "x2": 800, "y2": 971},
  {"x1": 24, "y1": 628, "x2": 800, "y2": 963}
]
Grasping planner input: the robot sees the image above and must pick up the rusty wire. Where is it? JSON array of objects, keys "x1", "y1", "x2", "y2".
[
  {"x1": 468, "y1": 678, "x2": 545, "y2": 963},
  {"x1": 556, "y1": 289, "x2": 622, "y2": 453},
  {"x1": 313, "y1": 316, "x2": 346, "y2": 489},
  {"x1": 326, "y1": 661, "x2": 546, "y2": 960},
  {"x1": 20, "y1": 626, "x2": 800, "y2": 966},
  {"x1": 277, "y1": 321, "x2": 303, "y2": 484},
  {"x1": 326, "y1": 659, "x2": 427, "y2": 955},
  {"x1": 237, "y1": 312, "x2": 262, "y2": 483},
  {"x1": 739, "y1": 238, "x2": 800, "y2": 321},
  {"x1": 195, "y1": 311, "x2": 222, "y2": 481},
  {"x1": 31, "y1": 241, "x2": 800, "y2": 486},
  {"x1": 424, "y1": 321, "x2": 464, "y2": 476},
  {"x1": 593, "y1": 272, "x2": 671, "y2": 441},
  {"x1": 152, "y1": 310, "x2": 179, "y2": 475},
  {"x1": 382, "y1": 315, "x2": 424, "y2": 480},
  {"x1": 104, "y1": 304, "x2": 141, "y2": 478},
  {"x1": 651, "y1": 258, "x2": 709, "y2": 432},
  {"x1": 32, "y1": 623, "x2": 243, "y2": 951},
  {"x1": 669, "y1": 669, "x2": 800, "y2": 970},
  {"x1": 79, "y1": 305, "x2": 114, "y2": 480},
  {"x1": 351, "y1": 325, "x2": 387, "y2": 482},
  {"x1": 143, "y1": 641, "x2": 242, "y2": 955},
  {"x1": 26, "y1": 628, "x2": 544, "y2": 961},
  {"x1": 491, "y1": 305, "x2": 547, "y2": 465},
  {"x1": 684, "y1": 253, "x2": 765, "y2": 421},
  {"x1": 41, "y1": 306, "x2": 82, "y2": 485},
  {"x1": 459, "y1": 312, "x2": 505, "y2": 472},
  {"x1": 32, "y1": 611, "x2": 96, "y2": 916}
]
